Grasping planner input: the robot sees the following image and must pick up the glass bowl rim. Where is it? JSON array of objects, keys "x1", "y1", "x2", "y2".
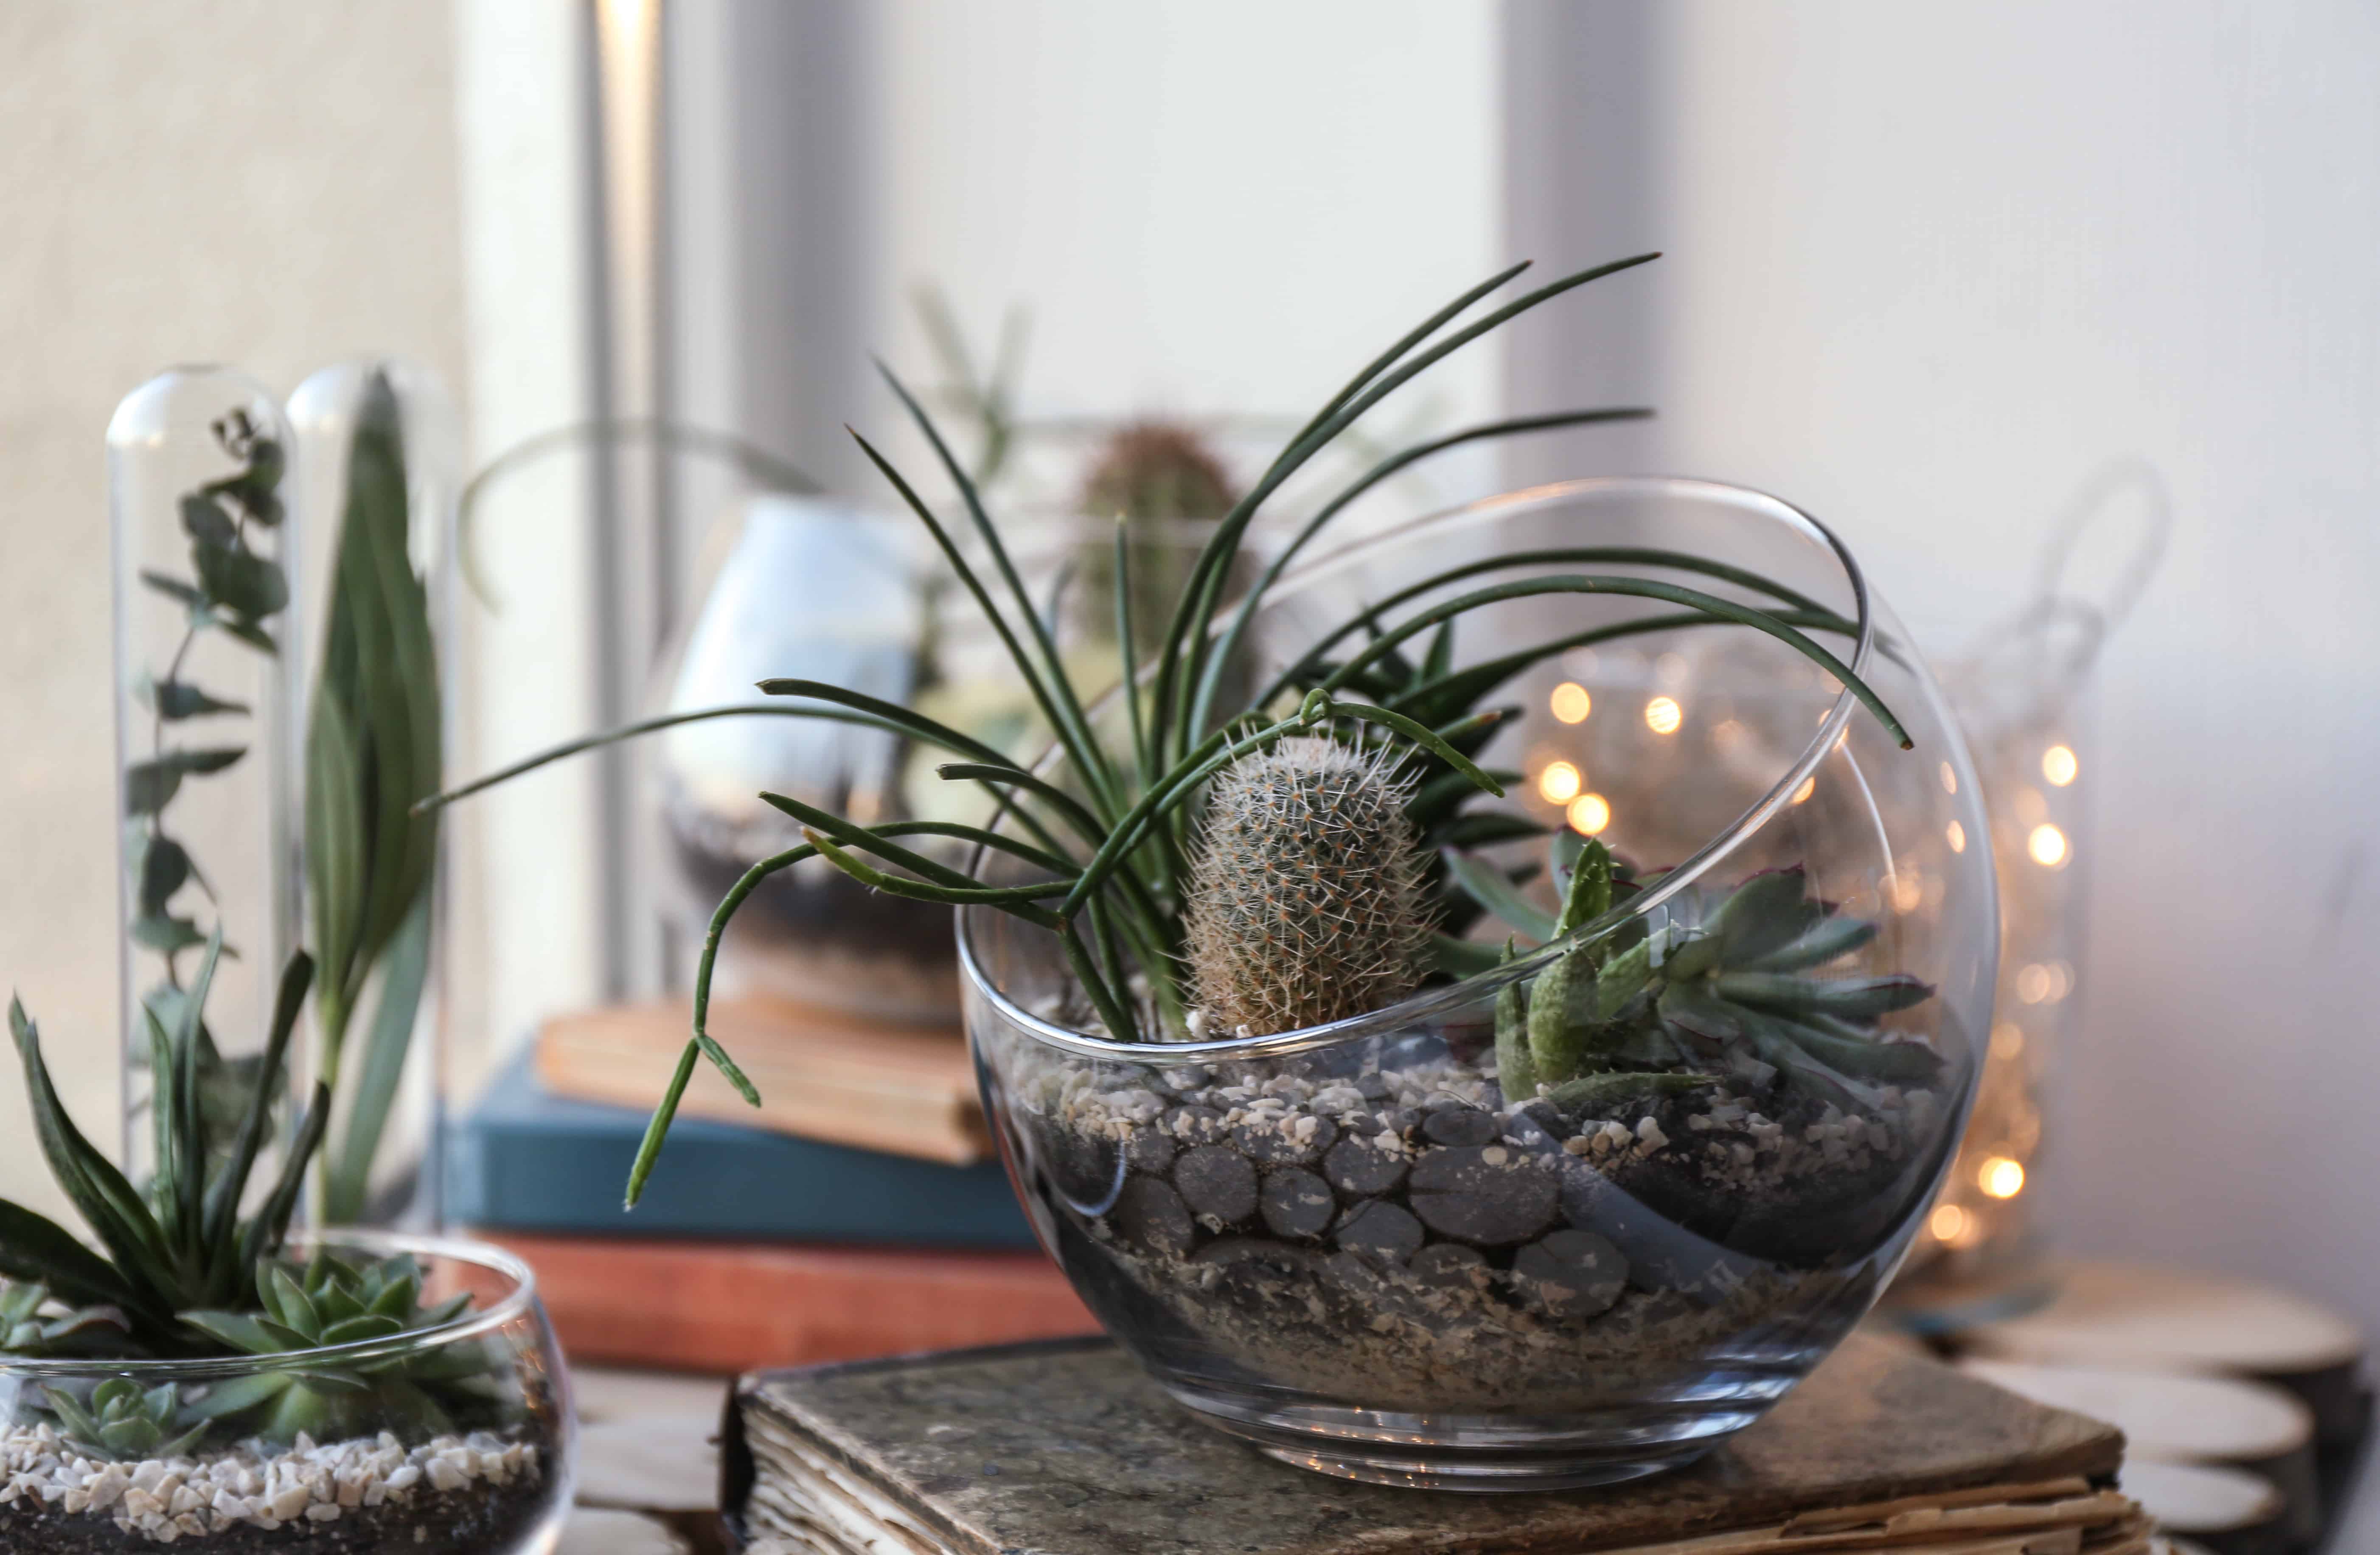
[
  {"x1": 0, "y1": 1230, "x2": 539, "y2": 1380},
  {"x1": 957, "y1": 473, "x2": 1894, "y2": 1062}
]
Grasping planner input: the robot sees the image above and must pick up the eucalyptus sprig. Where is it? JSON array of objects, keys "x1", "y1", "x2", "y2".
[
  {"x1": 421, "y1": 252, "x2": 1914, "y2": 1207},
  {"x1": 124, "y1": 407, "x2": 290, "y2": 1164}
]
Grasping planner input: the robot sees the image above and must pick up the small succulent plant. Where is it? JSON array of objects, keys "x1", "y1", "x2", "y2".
[
  {"x1": 41, "y1": 1379, "x2": 205, "y2": 1463},
  {"x1": 1182, "y1": 738, "x2": 1434, "y2": 1036},
  {"x1": 2, "y1": 942, "x2": 500, "y2": 1458},
  {"x1": 178, "y1": 1250, "x2": 497, "y2": 1444},
  {"x1": 1473, "y1": 838, "x2": 1940, "y2": 1110},
  {"x1": 0, "y1": 1281, "x2": 126, "y2": 1359}
]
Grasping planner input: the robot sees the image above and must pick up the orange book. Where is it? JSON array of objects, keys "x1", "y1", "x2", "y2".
[
  {"x1": 484, "y1": 1232, "x2": 1097, "y2": 1376},
  {"x1": 533, "y1": 996, "x2": 989, "y2": 1165}
]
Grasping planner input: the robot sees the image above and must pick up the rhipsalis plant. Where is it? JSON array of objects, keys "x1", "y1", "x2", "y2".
[{"x1": 422, "y1": 251, "x2": 1924, "y2": 1207}]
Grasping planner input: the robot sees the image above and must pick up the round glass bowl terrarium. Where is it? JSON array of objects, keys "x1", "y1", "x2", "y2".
[
  {"x1": 0, "y1": 1233, "x2": 572, "y2": 1552},
  {"x1": 963, "y1": 477, "x2": 1997, "y2": 1490}
]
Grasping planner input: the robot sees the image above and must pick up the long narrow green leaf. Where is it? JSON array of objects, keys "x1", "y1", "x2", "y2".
[
  {"x1": 931, "y1": 763, "x2": 1104, "y2": 851},
  {"x1": 801, "y1": 831, "x2": 1072, "y2": 908},
  {"x1": 417, "y1": 699, "x2": 1001, "y2": 817},
  {"x1": 1151, "y1": 261, "x2": 1537, "y2": 757},
  {"x1": 876, "y1": 367, "x2": 1118, "y2": 814},
  {"x1": 238, "y1": 1082, "x2": 331, "y2": 1275},
  {"x1": 1317, "y1": 575, "x2": 1911, "y2": 749},
  {"x1": 1168, "y1": 254, "x2": 1661, "y2": 754},
  {"x1": 1188, "y1": 408, "x2": 1655, "y2": 736},
  {"x1": 8, "y1": 998, "x2": 173, "y2": 1301},
  {"x1": 325, "y1": 896, "x2": 431, "y2": 1224},
  {"x1": 203, "y1": 952, "x2": 313, "y2": 1264},
  {"x1": 0, "y1": 1199, "x2": 139, "y2": 1311},
  {"x1": 169, "y1": 932, "x2": 226, "y2": 1244},
  {"x1": 1442, "y1": 851, "x2": 1558, "y2": 943},
  {"x1": 850, "y1": 429, "x2": 1123, "y2": 825},
  {"x1": 1383, "y1": 609, "x2": 1846, "y2": 731},
  {"x1": 1111, "y1": 525, "x2": 1150, "y2": 785}
]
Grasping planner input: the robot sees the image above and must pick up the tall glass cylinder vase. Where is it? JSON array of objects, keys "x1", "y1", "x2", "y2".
[
  {"x1": 286, "y1": 359, "x2": 462, "y2": 1228},
  {"x1": 107, "y1": 368, "x2": 303, "y2": 1192}
]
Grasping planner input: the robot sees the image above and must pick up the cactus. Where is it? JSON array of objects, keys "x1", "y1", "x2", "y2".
[{"x1": 1182, "y1": 738, "x2": 1434, "y2": 1036}]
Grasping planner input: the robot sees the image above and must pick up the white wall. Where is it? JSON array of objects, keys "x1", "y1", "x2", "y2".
[
  {"x1": 0, "y1": 2, "x2": 469, "y2": 1222},
  {"x1": 1512, "y1": 0, "x2": 2380, "y2": 1349},
  {"x1": 876, "y1": 0, "x2": 1505, "y2": 498}
]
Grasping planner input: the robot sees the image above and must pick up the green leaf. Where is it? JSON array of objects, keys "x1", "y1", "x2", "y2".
[
  {"x1": 134, "y1": 834, "x2": 192, "y2": 917},
  {"x1": 180, "y1": 1310, "x2": 288, "y2": 1356},
  {"x1": 1428, "y1": 932, "x2": 1504, "y2": 978},
  {"x1": 1442, "y1": 850, "x2": 1557, "y2": 942},
  {"x1": 8, "y1": 999, "x2": 175, "y2": 1310},
  {"x1": 236, "y1": 1080, "x2": 331, "y2": 1274},
  {"x1": 130, "y1": 914, "x2": 204, "y2": 954},
  {"x1": 202, "y1": 953, "x2": 313, "y2": 1278},
  {"x1": 325, "y1": 895, "x2": 431, "y2": 1224},
  {"x1": 0, "y1": 1199, "x2": 135, "y2": 1311},
  {"x1": 305, "y1": 690, "x2": 367, "y2": 1028},
  {"x1": 209, "y1": 612, "x2": 277, "y2": 655},
  {"x1": 264, "y1": 1265, "x2": 321, "y2": 1340},
  {"x1": 1710, "y1": 869, "x2": 1824, "y2": 965},
  {"x1": 320, "y1": 1313, "x2": 405, "y2": 1345},
  {"x1": 1427, "y1": 811, "x2": 1548, "y2": 850},
  {"x1": 139, "y1": 570, "x2": 204, "y2": 607},
  {"x1": 1554, "y1": 838, "x2": 1614, "y2": 939},
  {"x1": 179, "y1": 494, "x2": 237, "y2": 547},
  {"x1": 1712, "y1": 971, "x2": 1934, "y2": 1020},
  {"x1": 149, "y1": 679, "x2": 248, "y2": 720},
  {"x1": 124, "y1": 747, "x2": 247, "y2": 816},
  {"x1": 193, "y1": 538, "x2": 289, "y2": 620},
  {"x1": 1740, "y1": 915, "x2": 1878, "y2": 973},
  {"x1": 183, "y1": 1369, "x2": 292, "y2": 1419}
]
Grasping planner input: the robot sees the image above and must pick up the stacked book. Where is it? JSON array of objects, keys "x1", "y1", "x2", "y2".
[
  {"x1": 722, "y1": 1332, "x2": 2156, "y2": 1555},
  {"x1": 447, "y1": 997, "x2": 1094, "y2": 1373}
]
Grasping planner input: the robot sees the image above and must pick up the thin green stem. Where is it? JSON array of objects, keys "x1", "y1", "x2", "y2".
[
  {"x1": 875, "y1": 368, "x2": 1120, "y2": 815},
  {"x1": 1315, "y1": 575, "x2": 1910, "y2": 749},
  {"x1": 1186, "y1": 409, "x2": 1655, "y2": 739}
]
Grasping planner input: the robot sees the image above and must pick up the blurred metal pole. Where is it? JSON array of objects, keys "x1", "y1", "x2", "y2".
[{"x1": 581, "y1": 0, "x2": 675, "y2": 998}]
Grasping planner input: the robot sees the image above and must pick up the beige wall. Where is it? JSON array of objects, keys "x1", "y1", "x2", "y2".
[{"x1": 0, "y1": 2, "x2": 468, "y2": 1225}]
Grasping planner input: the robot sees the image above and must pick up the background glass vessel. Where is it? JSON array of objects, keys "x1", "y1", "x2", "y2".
[{"x1": 963, "y1": 478, "x2": 1997, "y2": 1490}]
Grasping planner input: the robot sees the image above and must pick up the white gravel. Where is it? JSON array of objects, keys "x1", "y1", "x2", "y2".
[{"x1": 0, "y1": 1422, "x2": 540, "y2": 1544}]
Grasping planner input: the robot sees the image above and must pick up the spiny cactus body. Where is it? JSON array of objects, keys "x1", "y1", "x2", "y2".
[{"x1": 1182, "y1": 738, "x2": 1434, "y2": 1037}]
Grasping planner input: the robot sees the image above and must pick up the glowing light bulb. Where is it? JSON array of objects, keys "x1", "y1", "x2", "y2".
[
  {"x1": 1928, "y1": 1204, "x2": 1972, "y2": 1244},
  {"x1": 1567, "y1": 792, "x2": 1612, "y2": 835},
  {"x1": 1945, "y1": 820, "x2": 1966, "y2": 853},
  {"x1": 1990, "y1": 1022, "x2": 2026, "y2": 1062},
  {"x1": 1645, "y1": 696, "x2": 1682, "y2": 735},
  {"x1": 1939, "y1": 762, "x2": 1957, "y2": 795},
  {"x1": 2028, "y1": 823, "x2": 2069, "y2": 868},
  {"x1": 2042, "y1": 744, "x2": 2078, "y2": 786},
  {"x1": 1979, "y1": 1157, "x2": 2026, "y2": 1200},
  {"x1": 1791, "y1": 777, "x2": 1816, "y2": 806},
  {"x1": 1537, "y1": 761, "x2": 1582, "y2": 804},
  {"x1": 2016, "y1": 963, "x2": 2054, "y2": 1003},
  {"x1": 1549, "y1": 682, "x2": 1591, "y2": 724}
]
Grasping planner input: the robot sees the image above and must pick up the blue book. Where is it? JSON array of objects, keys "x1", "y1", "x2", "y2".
[{"x1": 446, "y1": 1053, "x2": 1039, "y2": 1249}]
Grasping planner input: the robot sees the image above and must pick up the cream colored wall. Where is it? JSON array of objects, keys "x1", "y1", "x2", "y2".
[{"x1": 0, "y1": 3, "x2": 469, "y2": 1225}]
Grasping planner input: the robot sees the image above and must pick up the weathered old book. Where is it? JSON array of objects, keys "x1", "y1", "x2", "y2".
[
  {"x1": 724, "y1": 1333, "x2": 2151, "y2": 1555},
  {"x1": 486, "y1": 1232, "x2": 1096, "y2": 1376},
  {"x1": 536, "y1": 995, "x2": 988, "y2": 1164}
]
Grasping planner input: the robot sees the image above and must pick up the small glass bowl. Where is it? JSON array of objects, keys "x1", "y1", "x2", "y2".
[
  {"x1": 963, "y1": 477, "x2": 1997, "y2": 1490},
  {"x1": 0, "y1": 1232, "x2": 573, "y2": 1552}
]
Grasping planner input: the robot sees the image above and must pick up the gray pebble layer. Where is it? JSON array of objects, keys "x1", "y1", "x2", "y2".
[
  {"x1": 1007, "y1": 1049, "x2": 1943, "y2": 1411},
  {"x1": 0, "y1": 1423, "x2": 540, "y2": 1545}
]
